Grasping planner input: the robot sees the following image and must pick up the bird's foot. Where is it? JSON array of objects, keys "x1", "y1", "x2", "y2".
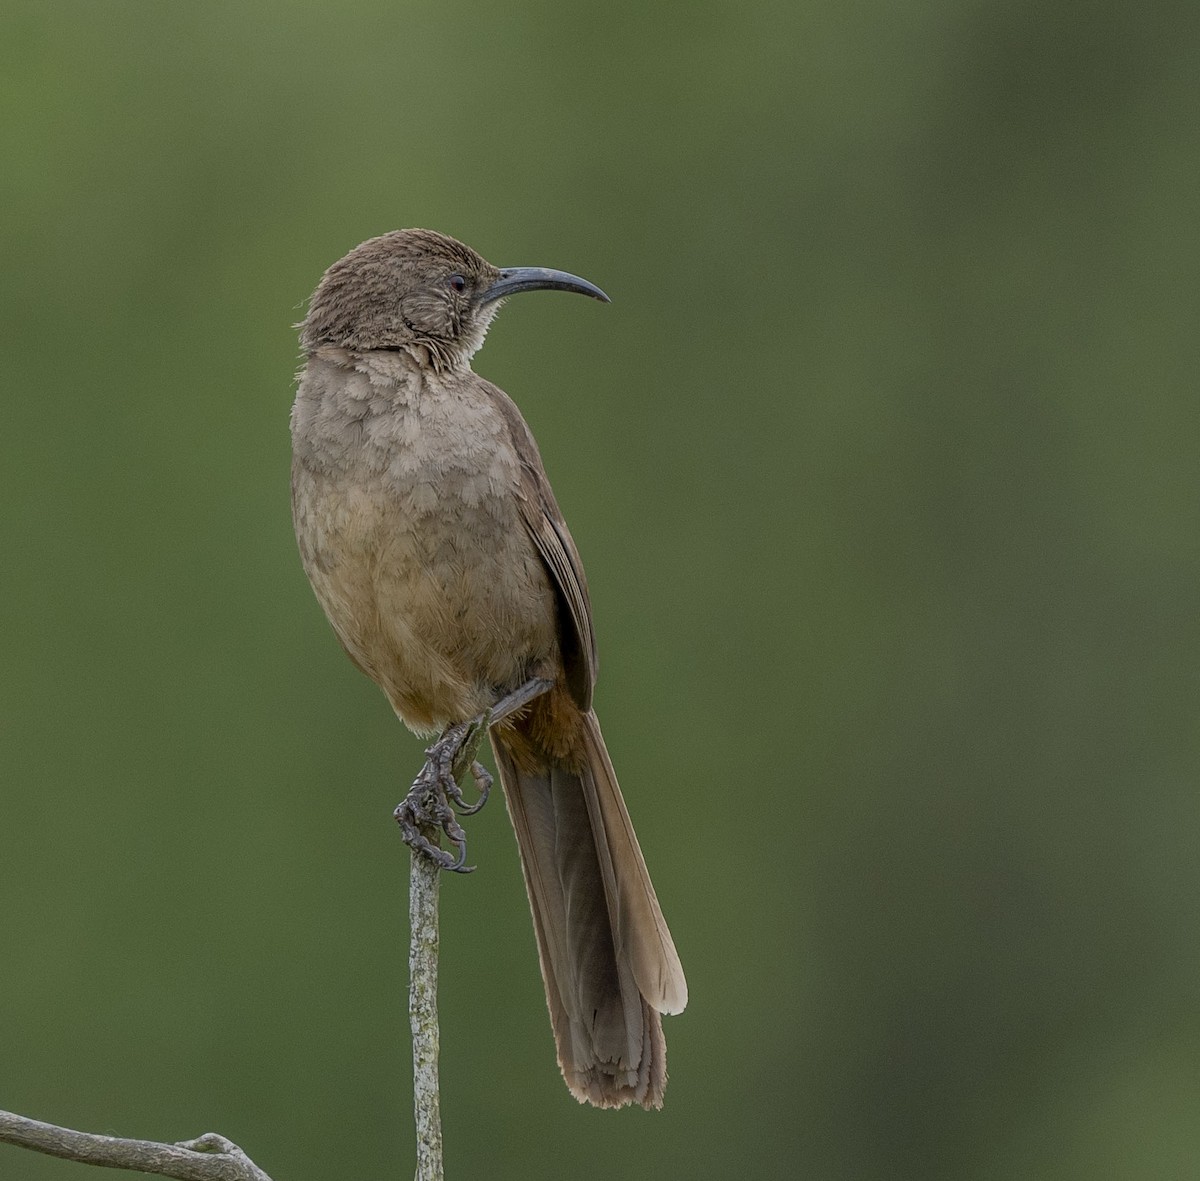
[
  {"x1": 394, "y1": 713, "x2": 492, "y2": 873},
  {"x1": 393, "y1": 679, "x2": 555, "y2": 873}
]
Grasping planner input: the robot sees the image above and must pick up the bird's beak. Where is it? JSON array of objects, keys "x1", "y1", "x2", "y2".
[{"x1": 479, "y1": 266, "x2": 610, "y2": 305}]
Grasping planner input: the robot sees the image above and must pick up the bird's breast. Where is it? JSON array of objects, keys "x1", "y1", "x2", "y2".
[{"x1": 291, "y1": 358, "x2": 558, "y2": 730}]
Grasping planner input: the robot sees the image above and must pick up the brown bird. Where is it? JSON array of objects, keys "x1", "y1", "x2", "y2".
[{"x1": 290, "y1": 229, "x2": 687, "y2": 1109}]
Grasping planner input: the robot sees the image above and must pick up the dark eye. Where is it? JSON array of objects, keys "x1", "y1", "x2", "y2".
[{"x1": 447, "y1": 273, "x2": 467, "y2": 294}]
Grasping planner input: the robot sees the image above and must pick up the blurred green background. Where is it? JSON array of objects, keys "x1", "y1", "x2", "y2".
[{"x1": 3, "y1": 2, "x2": 1199, "y2": 1178}]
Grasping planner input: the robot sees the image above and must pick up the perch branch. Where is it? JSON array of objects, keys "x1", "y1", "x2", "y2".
[
  {"x1": 407, "y1": 711, "x2": 490, "y2": 1181},
  {"x1": 409, "y1": 841, "x2": 444, "y2": 1181},
  {"x1": 0, "y1": 1110, "x2": 274, "y2": 1180}
]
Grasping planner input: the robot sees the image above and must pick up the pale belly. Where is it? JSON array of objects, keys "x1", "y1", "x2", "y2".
[{"x1": 293, "y1": 464, "x2": 558, "y2": 734}]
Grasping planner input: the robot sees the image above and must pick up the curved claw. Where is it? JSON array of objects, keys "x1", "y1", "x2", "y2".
[
  {"x1": 447, "y1": 761, "x2": 492, "y2": 816},
  {"x1": 394, "y1": 796, "x2": 476, "y2": 873},
  {"x1": 444, "y1": 835, "x2": 473, "y2": 874},
  {"x1": 438, "y1": 805, "x2": 474, "y2": 873}
]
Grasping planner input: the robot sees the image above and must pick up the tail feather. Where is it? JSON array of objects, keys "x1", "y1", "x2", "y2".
[
  {"x1": 492, "y1": 708, "x2": 685, "y2": 1109},
  {"x1": 577, "y1": 717, "x2": 688, "y2": 1015}
]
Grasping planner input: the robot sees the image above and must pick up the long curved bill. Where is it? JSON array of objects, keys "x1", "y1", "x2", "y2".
[{"x1": 480, "y1": 266, "x2": 610, "y2": 305}]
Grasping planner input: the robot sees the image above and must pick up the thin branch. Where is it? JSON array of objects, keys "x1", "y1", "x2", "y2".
[
  {"x1": 409, "y1": 840, "x2": 444, "y2": 1181},
  {"x1": 406, "y1": 714, "x2": 488, "y2": 1181},
  {"x1": 0, "y1": 1110, "x2": 274, "y2": 1180}
]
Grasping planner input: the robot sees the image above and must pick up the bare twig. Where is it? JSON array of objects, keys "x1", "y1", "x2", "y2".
[
  {"x1": 0, "y1": 1110, "x2": 274, "y2": 1180},
  {"x1": 409, "y1": 841, "x2": 444, "y2": 1181},
  {"x1": 407, "y1": 715, "x2": 490, "y2": 1181}
]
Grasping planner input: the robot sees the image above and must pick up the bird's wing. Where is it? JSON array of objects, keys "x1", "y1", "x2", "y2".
[{"x1": 483, "y1": 380, "x2": 598, "y2": 709}]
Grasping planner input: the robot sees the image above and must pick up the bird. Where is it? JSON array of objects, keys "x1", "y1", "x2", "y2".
[{"x1": 289, "y1": 229, "x2": 687, "y2": 1109}]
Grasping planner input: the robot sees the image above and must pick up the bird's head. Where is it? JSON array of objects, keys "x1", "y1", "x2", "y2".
[{"x1": 300, "y1": 228, "x2": 609, "y2": 372}]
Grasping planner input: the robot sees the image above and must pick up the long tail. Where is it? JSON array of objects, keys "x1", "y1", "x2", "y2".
[{"x1": 491, "y1": 708, "x2": 687, "y2": 1109}]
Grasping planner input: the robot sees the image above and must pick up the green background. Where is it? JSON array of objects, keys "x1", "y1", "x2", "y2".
[{"x1": 3, "y1": 2, "x2": 1199, "y2": 1178}]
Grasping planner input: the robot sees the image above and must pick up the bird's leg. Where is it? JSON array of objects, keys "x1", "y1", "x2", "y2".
[
  {"x1": 394, "y1": 677, "x2": 554, "y2": 872},
  {"x1": 483, "y1": 676, "x2": 556, "y2": 726},
  {"x1": 394, "y1": 719, "x2": 485, "y2": 873}
]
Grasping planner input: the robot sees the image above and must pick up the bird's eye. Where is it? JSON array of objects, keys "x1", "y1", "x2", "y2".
[{"x1": 447, "y1": 274, "x2": 467, "y2": 294}]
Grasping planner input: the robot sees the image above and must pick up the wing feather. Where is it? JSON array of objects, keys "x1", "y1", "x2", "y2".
[{"x1": 484, "y1": 380, "x2": 598, "y2": 708}]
